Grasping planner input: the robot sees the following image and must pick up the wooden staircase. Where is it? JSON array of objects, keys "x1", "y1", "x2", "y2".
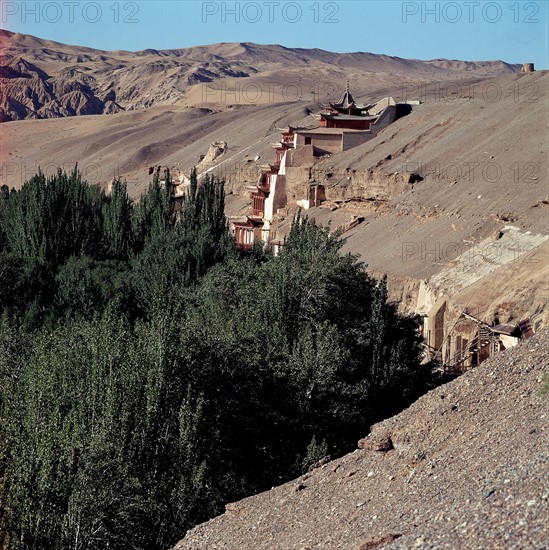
[{"x1": 431, "y1": 311, "x2": 495, "y2": 377}]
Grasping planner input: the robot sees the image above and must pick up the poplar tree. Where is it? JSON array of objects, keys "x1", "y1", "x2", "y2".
[{"x1": 103, "y1": 179, "x2": 132, "y2": 260}]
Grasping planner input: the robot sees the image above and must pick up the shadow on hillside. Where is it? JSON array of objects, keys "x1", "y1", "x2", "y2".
[{"x1": 395, "y1": 103, "x2": 413, "y2": 119}]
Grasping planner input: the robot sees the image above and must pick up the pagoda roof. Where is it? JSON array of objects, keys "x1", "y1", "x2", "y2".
[
  {"x1": 330, "y1": 80, "x2": 372, "y2": 115},
  {"x1": 328, "y1": 103, "x2": 371, "y2": 115},
  {"x1": 491, "y1": 324, "x2": 519, "y2": 336},
  {"x1": 328, "y1": 80, "x2": 372, "y2": 113},
  {"x1": 232, "y1": 216, "x2": 264, "y2": 228},
  {"x1": 331, "y1": 88, "x2": 355, "y2": 110},
  {"x1": 320, "y1": 113, "x2": 377, "y2": 121},
  {"x1": 260, "y1": 163, "x2": 279, "y2": 171}
]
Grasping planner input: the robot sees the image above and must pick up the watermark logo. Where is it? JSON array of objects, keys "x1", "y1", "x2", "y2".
[
  {"x1": 401, "y1": 241, "x2": 540, "y2": 264},
  {"x1": 401, "y1": 81, "x2": 540, "y2": 104},
  {"x1": 202, "y1": 2, "x2": 339, "y2": 24},
  {"x1": 202, "y1": 81, "x2": 301, "y2": 103},
  {"x1": 401, "y1": 2, "x2": 540, "y2": 24},
  {"x1": 1, "y1": 2, "x2": 139, "y2": 24},
  {"x1": 399, "y1": 161, "x2": 540, "y2": 184},
  {"x1": 1, "y1": 162, "x2": 139, "y2": 187},
  {"x1": 200, "y1": 80, "x2": 340, "y2": 103}
]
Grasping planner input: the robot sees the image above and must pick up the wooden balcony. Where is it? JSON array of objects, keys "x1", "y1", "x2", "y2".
[{"x1": 252, "y1": 194, "x2": 266, "y2": 218}]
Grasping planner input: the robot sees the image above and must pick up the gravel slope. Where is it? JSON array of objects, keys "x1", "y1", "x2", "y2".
[{"x1": 174, "y1": 330, "x2": 549, "y2": 550}]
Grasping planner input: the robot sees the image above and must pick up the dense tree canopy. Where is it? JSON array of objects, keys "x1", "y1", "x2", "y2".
[{"x1": 0, "y1": 168, "x2": 436, "y2": 549}]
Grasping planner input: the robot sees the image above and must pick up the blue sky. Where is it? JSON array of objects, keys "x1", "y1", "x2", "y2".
[{"x1": 2, "y1": 1, "x2": 548, "y2": 68}]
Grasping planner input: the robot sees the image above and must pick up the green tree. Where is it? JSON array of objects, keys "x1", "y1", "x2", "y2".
[
  {"x1": 0, "y1": 184, "x2": 10, "y2": 251},
  {"x1": 4, "y1": 168, "x2": 104, "y2": 268},
  {"x1": 103, "y1": 179, "x2": 132, "y2": 260},
  {"x1": 55, "y1": 256, "x2": 128, "y2": 320},
  {"x1": 131, "y1": 171, "x2": 172, "y2": 252}
]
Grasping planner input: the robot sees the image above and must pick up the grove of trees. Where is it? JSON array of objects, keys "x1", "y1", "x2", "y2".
[{"x1": 0, "y1": 168, "x2": 437, "y2": 549}]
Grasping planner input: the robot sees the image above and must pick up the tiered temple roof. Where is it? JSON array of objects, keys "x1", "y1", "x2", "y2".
[{"x1": 327, "y1": 81, "x2": 372, "y2": 116}]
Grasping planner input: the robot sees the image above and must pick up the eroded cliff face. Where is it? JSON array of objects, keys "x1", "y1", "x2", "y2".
[
  {"x1": 294, "y1": 166, "x2": 411, "y2": 203},
  {"x1": 223, "y1": 160, "x2": 415, "y2": 207},
  {"x1": 230, "y1": 149, "x2": 547, "y2": 363}
]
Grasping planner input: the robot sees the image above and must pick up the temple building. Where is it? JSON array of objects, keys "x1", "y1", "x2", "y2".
[
  {"x1": 232, "y1": 216, "x2": 265, "y2": 251},
  {"x1": 232, "y1": 84, "x2": 400, "y2": 251},
  {"x1": 315, "y1": 81, "x2": 377, "y2": 130}
]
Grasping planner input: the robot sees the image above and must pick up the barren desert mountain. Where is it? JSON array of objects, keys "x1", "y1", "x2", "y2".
[
  {"x1": 174, "y1": 330, "x2": 549, "y2": 549},
  {"x1": 0, "y1": 29, "x2": 520, "y2": 121}
]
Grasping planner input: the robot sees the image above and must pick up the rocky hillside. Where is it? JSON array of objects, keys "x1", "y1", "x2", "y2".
[
  {"x1": 174, "y1": 330, "x2": 549, "y2": 549},
  {"x1": 294, "y1": 70, "x2": 549, "y2": 329},
  {"x1": 0, "y1": 30, "x2": 519, "y2": 121}
]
